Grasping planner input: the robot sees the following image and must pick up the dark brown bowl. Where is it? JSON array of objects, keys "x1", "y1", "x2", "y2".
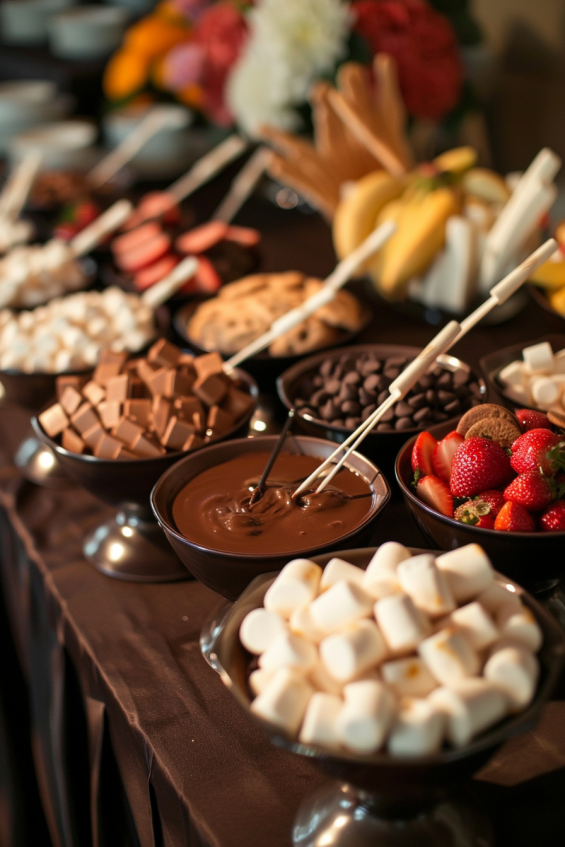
[
  {"x1": 395, "y1": 421, "x2": 565, "y2": 588},
  {"x1": 479, "y1": 332, "x2": 565, "y2": 413},
  {"x1": 529, "y1": 283, "x2": 565, "y2": 325},
  {"x1": 277, "y1": 344, "x2": 487, "y2": 482},
  {"x1": 151, "y1": 435, "x2": 390, "y2": 600}
]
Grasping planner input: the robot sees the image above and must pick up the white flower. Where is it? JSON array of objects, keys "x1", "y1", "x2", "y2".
[{"x1": 227, "y1": 0, "x2": 351, "y2": 137}]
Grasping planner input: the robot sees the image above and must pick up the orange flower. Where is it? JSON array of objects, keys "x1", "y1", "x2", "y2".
[
  {"x1": 103, "y1": 49, "x2": 149, "y2": 101},
  {"x1": 124, "y1": 16, "x2": 189, "y2": 59},
  {"x1": 176, "y1": 83, "x2": 204, "y2": 109}
]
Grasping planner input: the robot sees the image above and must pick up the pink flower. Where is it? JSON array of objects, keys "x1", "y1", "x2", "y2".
[
  {"x1": 163, "y1": 42, "x2": 206, "y2": 89},
  {"x1": 170, "y1": 0, "x2": 210, "y2": 21}
]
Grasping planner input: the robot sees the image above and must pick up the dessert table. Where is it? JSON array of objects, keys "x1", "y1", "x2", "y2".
[{"x1": 2, "y1": 197, "x2": 565, "y2": 847}]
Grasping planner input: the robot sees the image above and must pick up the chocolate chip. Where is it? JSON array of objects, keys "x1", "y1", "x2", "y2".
[
  {"x1": 345, "y1": 416, "x2": 361, "y2": 429},
  {"x1": 407, "y1": 392, "x2": 426, "y2": 410},
  {"x1": 395, "y1": 417, "x2": 414, "y2": 431},
  {"x1": 363, "y1": 373, "x2": 381, "y2": 394},
  {"x1": 320, "y1": 400, "x2": 340, "y2": 420},
  {"x1": 413, "y1": 406, "x2": 432, "y2": 422},
  {"x1": 311, "y1": 389, "x2": 330, "y2": 406},
  {"x1": 361, "y1": 404, "x2": 377, "y2": 421},
  {"x1": 339, "y1": 355, "x2": 357, "y2": 371},
  {"x1": 416, "y1": 374, "x2": 433, "y2": 390},
  {"x1": 387, "y1": 356, "x2": 408, "y2": 368},
  {"x1": 444, "y1": 399, "x2": 461, "y2": 415},
  {"x1": 432, "y1": 410, "x2": 449, "y2": 422},
  {"x1": 376, "y1": 422, "x2": 393, "y2": 432},
  {"x1": 381, "y1": 406, "x2": 395, "y2": 422},
  {"x1": 343, "y1": 371, "x2": 362, "y2": 386},
  {"x1": 359, "y1": 388, "x2": 375, "y2": 406},
  {"x1": 342, "y1": 400, "x2": 362, "y2": 416},
  {"x1": 361, "y1": 359, "x2": 381, "y2": 376},
  {"x1": 384, "y1": 367, "x2": 400, "y2": 380},
  {"x1": 437, "y1": 371, "x2": 453, "y2": 388},
  {"x1": 469, "y1": 381, "x2": 482, "y2": 397},
  {"x1": 425, "y1": 389, "x2": 436, "y2": 405},
  {"x1": 320, "y1": 359, "x2": 334, "y2": 377},
  {"x1": 395, "y1": 400, "x2": 413, "y2": 418},
  {"x1": 377, "y1": 390, "x2": 389, "y2": 405},
  {"x1": 312, "y1": 375, "x2": 323, "y2": 387},
  {"x1": 455, "y1": 385, "x2": 471, "y2": 399},
  {"x1": 339, "y1": 383, "x2": 358, "y2": 402},
  {"x1": 330, "y1": 418, "x2": 345, "y2": 427},
  {"x1": 438, "y1": 390, "x2": 456, "y2": 404},
  {"x1": 325, "y1": 378, "x2": 341, "y2": 396},
  {"x1": 377, "y1": 375, "x2": 392, "y2": 391}
]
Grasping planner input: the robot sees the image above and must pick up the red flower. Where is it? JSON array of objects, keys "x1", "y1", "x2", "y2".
[{"x1": 352, "y1": 0, "x2": 462, "y2": 121}]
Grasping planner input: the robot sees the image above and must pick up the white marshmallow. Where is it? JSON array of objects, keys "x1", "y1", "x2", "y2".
[
  {"x1": 310, "y1": 580, "x2": 373, "y2": 634},
  {"x1": 429, "y1": 678, "x2": 508, "y2": 747},
  {"x1": 308, "y1": 659, "x2": 344, "y2": 695},
  {"x1": 250, "y1": 668, "x2": 314, "y2": 735},
  {"x1": 552, "y1": 349, "x2": 565, "y2": 374},
  {"x1": 336, "y1": 680, "x2": 396, "y2": 754},
  {"x1": 496, "y1": 603, "x2": 543, "y2": 652},
  {"x1": 239, "y1": 608, "x2": 287, "y2": 655},
  {"x1": 362, "y1": 542, "x2": 410, "y2": 599},
  {"x1": 299, "y1": 692, "x2": 342, "y2": 749},
  {"x1": 375, "y1": 593, "x2": 431, "y2": 654},
  {"x1": 289, "y1": 605, "x2": 326, "y2": 644},
  {"x1": 419, "y1": 626, "x2": 480, "y2": 685},
  {"x1": 523, "y1": 341, "x2": 554, "y2": 374},
  {"x1": 504, "y1": 384, "x2": 531, "y2": 406},
  {"x1": 381, "y1": 657, "x2": 437, "y2": 698},
  {"x1": 477, "y1": 583, "x2": 522, "y2": 616},
  {"x1": 249, "y1": 668, "x2": 274, "y2": 696},
  {"x1": 320, "y1": 557, "x2": 365, "y2": 590},
  {"x1": 388, "y1": 697, "x2": 444, "y2": 757},
  {"x1": 258, "y1": 631, "x2": 317, "y2": 674},
  {"x1": 435, "y1": 545, "x2": 494, "y2": 603},
  {"x1": 449, "y1": 602, "x2": 498, "y2": 650},
  {"x1": 397, "y1": 554, "x2": 455, "y2": 618},
  {"x1": 320, "y1": 619, "x2": 387, "y2": 683},
  {"x1": 531, "y1": 377, "x2": 560, "y2": 409},
  {"x1": 484, "y1": 645, "x2": 539, "y2": 710},
  {"x1": 499, "y1": 361, "x2": 528, "y2": 386},
  {"x1": 264, "y1": 559, "x2": 322, "y2": 619}
]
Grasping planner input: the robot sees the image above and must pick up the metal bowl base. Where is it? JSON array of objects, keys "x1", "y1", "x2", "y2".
[{"x1": 14, "y1": 437, "x2": 74, "y2": 489}]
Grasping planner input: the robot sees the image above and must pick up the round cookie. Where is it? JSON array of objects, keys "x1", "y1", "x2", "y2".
[
  {"x1": 456, "y1": 403, "x2": 518, "y2": 437},
  {"x1": 465, "y1": 415, "x2": 521, "y2": 447},
  {"x1": 548, "y1": 410, "x2": 565, "y2": 430}
]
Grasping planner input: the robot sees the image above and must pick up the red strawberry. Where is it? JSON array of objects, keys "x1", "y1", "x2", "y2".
[
  {"x1": 176, "y1": 220, "x2": 228, "y2": 254},
  {"x1": 474, "y1": 489, "x2": 505, "y2": 518},
  {"x1": 540, "y1": 499, "x2": 565, "y2": 531},
  {"x1": 75, "y1": 200, "x2": 100, "y2": 227},
  {"x1": 113, "y1": 221, "x2": 163, "y2": 256},
  {"x1": 454, "y1": 500, "x2": 495, "y2": 528},
  {"x1": 450, "y1": 437, "x2": 513, "y2": 498},
  {"x1": 134, "y1": 254, "x2": 179, "y2": 291},
  {"x1": 432, "y1": 431, "x2": 464, "y2": 483},
  {"x1": 416, "y1": 475, "x2": 453, "y2": 517},
  {"x1": 510, "y1": 428, "x2": 564, "y2": 476},
  {"x1": 411, "y1": 431, "x2": 437, "y2": 479},
  {"x1": 504, "y1": 469, "x2": 554, "y2": 511},
  {"x1": 515, "y1": 409, "x2": 551, "y2": 432},
  {"x1": 115, "y1": 232, "x2": 172, "y2": 273},
  {"x1": 494, "y1": 501, "x2": 536, "y2": 532}
]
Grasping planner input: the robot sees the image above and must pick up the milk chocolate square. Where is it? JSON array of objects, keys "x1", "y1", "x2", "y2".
[
  {"x1": 193, "y1": 373, "x2": 228, "y2": 407},
  {"x1": 222, "y1": 386, "x2": 254, "y2": 421},
  {"x1": 114, "y1": 417, "x2": 144, "y2": 447},
  {"x1": 60, "y1": 385, "x2": 83, "y2": 416},
  {"x1": 137, "y1": 359, "x2": 159, "y2": 388},
  {"x1": 193, "y1": 352, "x2": 224, "y2": 381},
  {"x1": 56, "y1": 374, "x2": 87, "y2": 401},
  {"x1": 83, "y1": 423, "x2": 105, "y2": 450},
  {"x1": 71, "y1": 403, "x2": 99, "y2": 435},
  {"x1": 39, "y1": 403, "x2": 69, "y2": 438},
  {"x1": 124, "y1": 399, "x2": 152, "y2": 429},
  {"x1": 115, "y1": 445, "x2": 137, "y2": 460},
  {"x1": 147, "y1": 338, "x2": 182, "y2": 368},
  {"x1": 174, "y1": 396, "x2": 204, "y2": 422},
  {"x1": 130, "y1": 433, "x2": 164, "y2": 458},
  {"x1": 161, "y1": 416, "x2": 195, "y2": 450},
  {"x1": 169, "y1": 371, "x2": 194, "y2": 397},
  {"x1": 94, "y1": 433, "x2": 124, "y2": 459},
  {"x1": 106, "y1": 374, "x2": 131, "y2": 403},
  {"x1": 153, "y1": 396, "x2": 172, "y2": 437},
  {"x1": 62, "y1": 428, "x2": 86, "y2": 454},
  {"x1": 93, "y1": 350, "x2": 127, "y2": 386},
  {"x1": 98, "y1": 401, "x2": 122, "y2": 430},
  {"x1": 192, "y1": 411, "x2": 205, "y2": 433},
  {"x1": 82, "y1": 380, "x2": 106, "y2": 407},
  {"x1": 146, "y1": 367, "x2": 174, "y2": 397},
  {"x1": 207, "y1": 405, "x2": 235, "y2": 435}
]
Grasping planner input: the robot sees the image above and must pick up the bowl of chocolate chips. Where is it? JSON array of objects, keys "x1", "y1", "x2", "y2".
[{"x1": 277, "y1": 344, "x2": 486, "y2": 479}]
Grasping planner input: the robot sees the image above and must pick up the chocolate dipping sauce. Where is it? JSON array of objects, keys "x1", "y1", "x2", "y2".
[{"x1": 172, "y1": 452, "x2": 374, "y2": 555}]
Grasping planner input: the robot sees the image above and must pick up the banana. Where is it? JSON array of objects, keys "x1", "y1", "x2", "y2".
[
  {"x1": 549, "y1": 285, "x2": 565, "y2": 316},
  {"x1": 434, "y1": 146, "x2": 477, "y2": 175},
  {"x1": 530, "y1": 258, "x2": 565, "y2": 290},
  {"x1": 463, "y1": 168, "x2": 510, "y2": 205}
]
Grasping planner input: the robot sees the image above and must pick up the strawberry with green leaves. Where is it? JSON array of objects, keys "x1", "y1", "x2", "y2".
[
  {"x1": 411, "y1": 431, "x2": 436, "y2": 483},
  {"x1": 510, "y1": 429, "x2": 564, "y2": 476}
]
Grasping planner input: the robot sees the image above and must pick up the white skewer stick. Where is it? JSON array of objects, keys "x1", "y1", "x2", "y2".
[
  {"x1": 297, "y1": 321, "x2": 461, "y2": 497},
  {"x1": 223, "y1": 220, "x2": 397, "y2": 373},
  {"x1": 70, "y1": 199, "x2": 133, "y2": 257},
  {"x1": 141, "y1": 255, "x2": 199, "y2": 309},
  {"x1": 88, "y1": 107, "x2": 182, "y2": 189},
  {"x1": 213, "y1": 147, "x2": 272, "y2": 223},
  {"x1": 168, "y1": 134, "x2": 247, "y2": 203},
  {"x1": 0, "y1": 150, "x2": 42, "y2": 221}
]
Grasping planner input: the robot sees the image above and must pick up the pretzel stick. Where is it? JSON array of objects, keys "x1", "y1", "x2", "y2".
[
  {"x1": 168, "y1": 135, "x2": 247, "y2": 203},
  {"x1": 373, "y1": 54, "x2": 413, "y2": 169},
  {"x1": 213, "y1": 147, "x2": 272, "y2": 223}
]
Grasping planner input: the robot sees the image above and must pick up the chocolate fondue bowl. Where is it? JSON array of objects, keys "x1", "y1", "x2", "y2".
[
  {"x1": 32, "y1": 368, "x2": 258, "y2": 582},
  {"x1": 151, "y1": 435, "x2": 390, "y2": 600}
]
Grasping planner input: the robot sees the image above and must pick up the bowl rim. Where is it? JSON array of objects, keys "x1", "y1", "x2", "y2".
[
  {"x1": 205, "y1": 546, "x2": 565, "y2": 768},
  {"x1": 395, "y1": 426, "x2": 565, "y2": 540},
  {"x1": 150, "y1": 434, "x2": 391, "y2": 561},
  {"x1": 277, "y1": 343, "x2": 487, "y2": 437}
]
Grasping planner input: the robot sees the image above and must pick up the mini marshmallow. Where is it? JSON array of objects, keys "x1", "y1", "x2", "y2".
[
  {"x1": 419, "y1": 626, "x2": 480, "y2": 685},
  {"x1": 239, "y1": 608, "x2": 287, "y2": 655},
  {"x1": 290, "y1": 605, "x2": 326, "y2": 645},
  {"x1": 264, "y1": 559, "x2": 322, "y2": 619},
  {"x1": 381, "y1": 657, "x2": 438, "y2": 698},
  {"x1": 258, "y1": 631, "x2": 317, "y2": 674},
  {"x1": 484, "y1": 645, "x2": 539, "y2": 710},
  {"x1": 429, "y1": 678, "x2": 508, "y2": 747},
  {"x1": 499, "y1": 361, "x2": 528, "y2": 386},
  {"x1": 374, "y1": 593, "x2": 431, "y2": 654},
  {"x1": 388, "y1": 697, "x2": 444, "y2": 757},
  {"x1": 435, "y1": 545, "x2": 494, "y2": 603},
  {"x1": 362, "y1": 542, "x2": 410, "y2": 599},
  {"x1": 523, "y1": 341, "x2": 554, "y2": 375},
  {"x1": 250, "y1": 668, "x2": 314, "y2": 735},
  {"x1": 320, "y1": 557, "x2": 365, "y2": 590},
  {"x1": 249, "y1": 668, "x2": 274, "y2": 696},
  {"x1": 310, "y1": 580, "x2": 373, "y2": 634},
  {"x1": 552, "y1": 349, "x2": 565, "y2": 374},
  {"x1": 504, "y1": 384, "x2": 530, "y2": 406},
  {"x1": 308, "y1": 659, "x2": 344, "y2": 696},
  {"x1": 397, "y1": 554, "x2": 455, "y2": 618},
  {"x1": 299, "y1": 692, "x2": 343, "y2": 749},
  {"x1": 320, "y1": 619, "x2": 387, "y2": 683},
  {"x1": 449, "y1": 602, "x2": 498, "y2": 651},
  {"x1": 477, "y1": 582, "x2": 522, "y2": 616},
  {"x1": 531, "y1": 377, "x2": 560, "y2": 409},
  {"x1": 496, "y1": 603, "x2": 543, "y2": 652},
  {"x1": 336, "y1": 680, "x2": 396, "y2": 754}
]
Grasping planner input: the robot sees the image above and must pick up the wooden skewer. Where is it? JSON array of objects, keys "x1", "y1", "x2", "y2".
[
  {"x1": 168, "y1": 134, "x2": 247, "y2": 204},
  {"x1": 212, "y1": 147, "x2": 272, "y2": 224},
  {"x1": 70, "y1": 199, "x2": 133, "y2": 257},
  {"x1": 141, "y1": 256, "x2": 199, "y2": 309}
]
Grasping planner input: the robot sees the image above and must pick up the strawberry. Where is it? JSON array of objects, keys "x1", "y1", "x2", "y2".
[
  {"x1": 75, "y1": 200, "x2": 99, "y2": 227},
  {"x1": 510, "y1": 428, "x2": 564, "y2": 476},
  {"x1": 454, "y1": 500, "x2": 495, "y2": 528},
  {"x1": 115, "y1": 232, "x2": 172, "y2": 273},
  {"x1": 450, "y1": 437, "x2": 513, "y2": 498},
  {"x1": 134, "y1": 254, "x2": 179, "y2": 291},
  {"x1": 504, "y1": 469, "x2": 554, "y2": 511},
  {"x1": 515, "y1": 409, "x2": 551, "y2": 432},
  {"x1": 411, "y1": 431, "x2": 437, "y2": 480},
  {"x1": 474, "y1": 489, "x2": 505, "y2": 518},
  {"x1": 432, "y1": 431, "x2": 464, "y2": 483},
  {"x1": 416, "y1": 475, "x2": 453, "y2": 517},
  {"x1": 494, "y1": 501, "x2": 536, "y2": 532},
  {"x1": 540, "y1": 499, "x2": 565, "y2": 531}
]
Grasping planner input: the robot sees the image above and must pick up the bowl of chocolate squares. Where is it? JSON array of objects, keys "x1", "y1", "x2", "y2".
[{"x1": 32, "y1": 339, "x2": 258, "y2": 582}]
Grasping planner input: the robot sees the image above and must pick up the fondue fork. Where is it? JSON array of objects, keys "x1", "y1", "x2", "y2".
[{"x1": 249, "y1": 410, "x2": 295, "y2": 505}]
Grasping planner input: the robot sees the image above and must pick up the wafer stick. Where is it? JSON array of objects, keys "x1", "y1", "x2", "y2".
[{"x1": 373, "y1": 54, "x2": 413, "y2": 169}]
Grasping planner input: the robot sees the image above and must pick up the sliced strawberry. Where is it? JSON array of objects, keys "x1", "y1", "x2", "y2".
[
  {"x1": 411, "y1": 431, "x2": 437, "y2": 479},
  {"x1": 510, "y1": 428, "x2": 564, "y2": 476},
  {"x1": 540, "y1": 499, "x2": 565, "y2": 531},
  {"x1": 224, "y1": 225, "x2": 261, "y2": 247},
  {"x1": 191, "y1": 254, "x2": 222, "y2": 294},
  {"x1": 54, "y1": 222, "x2": 80, "y2": 241},
  {"x1": 474, "y1": 489, "x2": 505, "y2": 518},
  {"x1": 515, "y1": 409, "x2": 551, "y2": 432},
  {"x1": 176, "y1": 220, "x2": 228, "y2": 254},
  {"x1": 75, "y1": 201, "x2": 100, "y2": 227},
  {"x1": 454, "y1": 500, "x2": 495, "y2": 528},
  {"x1": 494, "y1": 501, "x2": 536, "y2": 532},
  {"x1": 115, "y1": 232, "x2": 172, "y2": 273},
  {"x1": 432, "y1": 431, "x2": 464, "y2": 483},
  {"x1": 416, "y1": 474, "x2": 453, "y2": 517},
  {"x1": 137, "y1": 191, "x2": 180, "y2": 225},
  {"x1": 134, "y1": 254, "x2": 179, "y2": 291},
  {"x1": 450, "y1": 437, "x2": 513, "y2": 498},
  {"x1": 504, "y1": 469, "x2": 555, "y2": 512},
  {"x1": 113, "y1": 221, "x2": 163, "y2": 256}
]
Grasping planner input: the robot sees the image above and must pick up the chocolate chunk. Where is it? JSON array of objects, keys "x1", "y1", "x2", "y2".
[
  {"x1": 94, "y1": 433, "x2": 124, "y2": 460},
  {"x1": 161, "y1": 416, "x2": 196, "y2": 450},
  {"x1": 153, "y1": 397, "x2": 173, "y2": 437},
  {"x1": 93, "y1": 350, "x2": 127, "y2": 387},
  {"x1": 39, "y1": 403, "x2": 69, "y2": 438},
  {"x1": 56, "y1": 374, "x2": 86, "y2": 400},
  {"x1": 182, "y1": 433, "x2": 204, "y2": 452},
  {"x1": 60, "y1": 385, "x2": 83, "y2": 416},
  {"x1": 131, "y1": 432, "x2": 164, "y2": 458},
  {"x1": 71, "y1": 403, "x2": 99, "y2": 435},
  {"x1": 106, "y1": 374, "x2": 132, "y2": 403},
  {"x1": 395, "y1": 417, "x2": 414, "y2": 431},
  {"x1": 147, "y1": 338, "x2": 182, "y2": 369},
  {"x1": 221, "y1": 387, "x2": 253, "y2": 421},
  {"x1": 193, "y1": 373, "x2": 228, "y2": 407},
  {"x1": 123, "y1": 399, "x2": 152, "y2": 429},
  {"x1": 114, "y1": 417, "x2": 144, "y2": 447},
  {"x1": 413, "y1": 406, "x2": 432, "y2": 423},
  {"x1": 394, "y1": 400, "x2": 413, "y2": 418},
  {"x1": 342, "y1": 400, "x2": 362, "y2": 416},
  {"x1": 62, "y1": 428, "x2": 85, "y2": 454},
  {"x1": 83, "y1": 423, "x2": 105, "y2": 450},
  {"x1": 193, "y1": 351, "x2": 224, "y2": 381},
  {"x1": 407, "y1": 393, "x2": 426, "y2": 410},
  {"x1": 82, "y1": 380, "x2": 105, "y2": 407},
  {"x1": 98, "y1": 400, "x2": 122, "y2": 430},
  {"x1": 207, "y1": 405, "x2": 234, "y2": 434}
]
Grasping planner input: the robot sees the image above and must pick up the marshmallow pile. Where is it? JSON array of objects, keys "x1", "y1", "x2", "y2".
[
  {"x1": 0, "y1": 239, "x2": 88, "y2": 309},
  {"x1": 0, "y1": 286, "x2": 156, "y2": 373},
  {"x1": 0, "y1": 217, "x2": 34, "y2": 256},
  {"x1": 498, "y1": 342, "x2": 565, "y2": 412},
  {"x1": 241, "y1": 543, "x2": 542, "y2": 758}
]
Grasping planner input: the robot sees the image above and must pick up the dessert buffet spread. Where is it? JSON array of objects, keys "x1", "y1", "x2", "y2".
[{"x1": 240, "y1": 544, "x2": 541, "y2": 756}]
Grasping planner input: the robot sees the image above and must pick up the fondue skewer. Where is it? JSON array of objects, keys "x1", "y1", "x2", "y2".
[
  {"x1": 212, "y1": 147, "x2": 272, "y2": 224},
  {"x1": 168, "y1": 134, "x2": 248, "y2": 204},
  {"x1": 0, "y1": 150, "x2": 42, "y2": 222},
  {"x1": 223, "y1": 219, "x2": 397, "y2": 373},
  {"x1": 141, "y1": 255, "x2": 199, "y2": 309},
  {"x1": 249, "y1": 410, "x2": 295, "y2": 505}
]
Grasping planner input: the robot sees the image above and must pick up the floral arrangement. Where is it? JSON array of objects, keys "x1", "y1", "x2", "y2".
[{"x1": 103, "y1": 0, "x2": 475, "y2": 135}]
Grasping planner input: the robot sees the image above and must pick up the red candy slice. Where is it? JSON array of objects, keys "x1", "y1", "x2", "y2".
[
  {"x1": 224, "y1": 225, "x2": 261, "y2": 246},
  {"x1": 134, "y1": 254, "x2": 179, "y2": 291}
]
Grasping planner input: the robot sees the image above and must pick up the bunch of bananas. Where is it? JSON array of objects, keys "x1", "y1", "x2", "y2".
[{"x1": 529, "y1": 221, "x2": 565, "y2": 316}]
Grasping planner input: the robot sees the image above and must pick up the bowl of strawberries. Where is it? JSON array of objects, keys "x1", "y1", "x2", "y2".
[{"x1": 395, "y1": 403, "x2": 565, "y2": 586}]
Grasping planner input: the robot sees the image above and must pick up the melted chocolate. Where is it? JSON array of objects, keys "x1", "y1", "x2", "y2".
[{"x1": 172, "y1": 452, "x2": 373, "y2": 555}]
